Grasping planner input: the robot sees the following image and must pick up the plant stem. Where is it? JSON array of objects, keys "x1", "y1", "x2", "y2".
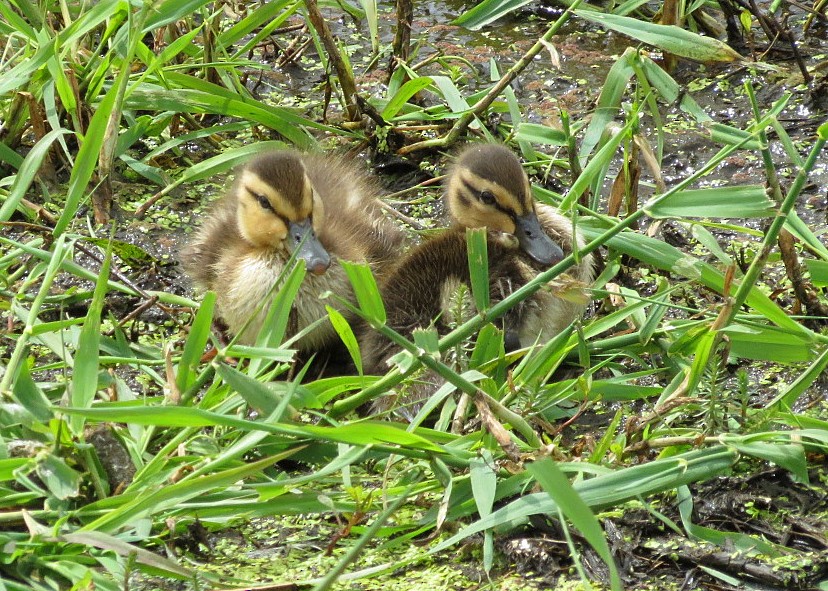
[{"x1": 304, "y1": 0, "x2": 361, "y2": 121}]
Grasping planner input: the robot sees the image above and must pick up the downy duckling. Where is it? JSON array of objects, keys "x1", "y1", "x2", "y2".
[
  {"x1": 361, "y1": 143, "x2": 594, "y2": 380},
  {"x1": 182, "y1": 150, "x2": 405, "y2": 353}
]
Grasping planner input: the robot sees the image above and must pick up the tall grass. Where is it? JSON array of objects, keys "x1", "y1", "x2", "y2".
[{"x1": 1, "y1": 1, "x2": 827, "y2": 589}]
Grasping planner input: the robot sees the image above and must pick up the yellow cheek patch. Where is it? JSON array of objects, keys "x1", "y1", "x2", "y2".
[
  {"x1": 237, "y1": 197, "x2": 289, "y2": 248},
  {"x1": 246, "y1": 216, "x2": 289, "y2": 248}
]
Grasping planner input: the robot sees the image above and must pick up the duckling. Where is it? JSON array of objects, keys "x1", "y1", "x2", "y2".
[
  {"x1": 181, "y1": 150, "x2": 405, "y2": 353},
  {"x1": 361, "y1": 143, "x2": 594, "y2": 379}
]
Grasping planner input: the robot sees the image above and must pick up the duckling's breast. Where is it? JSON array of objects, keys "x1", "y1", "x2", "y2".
[{"x1": 212, "y1": 247, "x2": 354, "y2": 352}]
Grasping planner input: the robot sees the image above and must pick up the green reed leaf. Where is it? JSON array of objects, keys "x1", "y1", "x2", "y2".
[
  {"x1": 644, "y1": 185, "x2": 776, "y2": 219},
  {"x1": 177, "y1": 292, "x2": 215, "y2": 394},
  {"x1": 328, "y1": 306, "x2": 363, "y2": 375},
  {"x1": 342, "y1": 261, "x2": 386, "y2": 325},
  {"x1": 576, "y1": 11, "x2": 742, "y2": 62},
  {"x1": 529, "y1": 458, "x2": 623, "y2": 591},
  {"x1": 466, "y1": 228, "x2": 490, "y2": 312},
  {"x1": 70, "y1": 240, "x2": 112, "y2": 434}
]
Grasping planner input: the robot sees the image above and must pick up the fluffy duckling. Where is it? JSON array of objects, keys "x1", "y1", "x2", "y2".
[
  {"x1": 361, "y1": 143, "x2": 594, "y2": 378},
  {"x1": 182, "y1": 150, "x2": 405, "y2": 352}
]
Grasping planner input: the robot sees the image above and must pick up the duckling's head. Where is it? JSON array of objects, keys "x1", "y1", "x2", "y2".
[
  {"x1": 234, "y1": 151, "x2": 331, "y2": 275},
  {"x1": 446, "y1": 144, "x2": 563, "y2": 266}
]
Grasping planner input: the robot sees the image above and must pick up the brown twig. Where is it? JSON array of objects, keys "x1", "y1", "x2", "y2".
[
  {"x1": 398, "y1": 4, "x2": 580, "y2": 155},
  {"x1": 473, "y1": 392, "x2": 521, "y2": 462},
  {"x1": 274, "y1": 24, "x2": 310, "y2": 67},
  {"x1": 731, "y1": 0, "x2": 812, "y2": 83},
  {"x1": 389, "y1": 0, "x2": 413, "y2": 81},
  {"x1": 383, "y1": 174, "x2": 445, "y2": 202},
  {"x1": 118, "y1": 294, "x2": 160, "y2": 327},
  {"x1": 778, "y1": 229, "x2": 828, "y2": 319},
  {"x1": 303, "y1": 0, "x2": 361, "y2": 121},
  {"x1": 377, "y1": 200, "x2": 428, "y2": 231}
]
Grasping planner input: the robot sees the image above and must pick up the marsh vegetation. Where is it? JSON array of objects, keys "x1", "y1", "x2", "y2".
[{"x1": 1, "y1": 0, "x2": 827, "y2": 589}]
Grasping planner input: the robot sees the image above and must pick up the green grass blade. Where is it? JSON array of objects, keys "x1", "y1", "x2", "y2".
[
  {"x1": 37, "y1": 453, "x2": 82, "y2": 500},
  {"x1": 61, "y1": 531, "x2": 192, "y2": 579},
  {"x1": 12, "y1": 361, "x2": 52, "y2": 422},
  {"x1": 0, "y1": 42, "x2": 52, "y2": 95},
  {"x1": 515, "y1": 122, "x2": 568, "y2": 146},
  {"x1": 575, "y1": 10, "x2": 742, "y2": 62},
  {"x1": 221, "y1": 0, "x2": 296, "y2": 51},
  {"x1": 143, "y1": 0, "x2": 212, "y2": 30},
  {"x1": 215, "y1": 363, "x2": 291, "y2": 418},
  {"x1": 564, "y1": 118, "x2": 633, "y2": 209},
  {"x1": 786, "y1": 211, "x2": 828, "y2": 259},
  {"x1": 342, "y1": 261, "x2": 386, "y2": 325},
  {"x1": 0, "y1": 130, "x2": 69, "y2": 221},
  {"x1": 255, "y1": 260, "x2": 305, "y2": 350},
  {"x1": 327, "y1": 306, "x2": 363, "y2": 375},
  {"x1": 382, "y1": 77, "x2": 433, "y2": 119},
  {"x1": 580, "y1": 221, "x2": 812, "y2": 336},
  {"x1": 644, "y1": 185, "x2": 776, "y2": 219},
  {"x1": 767, "y1": 346, "x2": 828, "y2": 411},
  {"x1": 729, "y1": 439, "x2": 808, "y2": 483},
  {"x1": 528, "y1": 458, "x2": 623, "y2": 591},
  {"x1": 54, "y1": 85, "x2": 120, "y2": 236},
  {"x1": 708, "y1": 123, "x2": 764, "y2": 150},
  {"x1": 638, "y1": 55, "x2": 712, "y2": 123},
  {"x1": 579, "y1": 47, "x2": 634, "y2": 161},
  {"x1": 79, "y1": 454, "x2": 291, "y2": 533},
  {"x1": 0, "y1": 136, "x2": 24, "y2": 167},
  {"x1": 430, "y1": 75, "x2": 474, "y2": 117},
  {"x1": 0, "y1": 1, "x2": 37, "y2": 38},
  {"x1": 70, "y1": 241, "x2": 112, "y2": 434},
  {"x1": 59, "y1": 405, "x2": 448, "y2": 453},
  {"x1": 176, "y1": 291, "x2": 215, "y2": 394},
  {"x1": 359, "y1": 0, "x2": 379, "y2": 54},
  {"x1": 470, "y1": 452, "x2": 496, "y2": 572},
  {"x1": 0, "y1": 236, "x2": 72, "y2": 395},
  {"x1": 805, "y1": 259, "x2": 828, "y2": 285},
  {"x1": 723, "y1": 325, "x2": 815, "y2": 363},
  {"x1": 466, "y1": 228, "x2": 490, "y2": 312},
  {"x1": 453, "y1": 0, "x2": 534, "y2": 30},
  {"x1": 429, "y1": 446, "x2": 738, "y2": 554}
]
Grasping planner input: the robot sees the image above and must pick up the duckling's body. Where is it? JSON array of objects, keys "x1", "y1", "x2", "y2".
[
  {"x1": 182, "y1": 151, "x2": 404, "y2": 352},
  {"x1": 361, "y1": 144, "x2": 594, "y2": 377}
]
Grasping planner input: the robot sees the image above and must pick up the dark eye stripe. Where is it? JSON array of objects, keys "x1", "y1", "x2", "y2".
[
  {"x1": 456, "y1": 191, "x2": 472, "y2": 210},
  {"x1": 460, "y1": 179, "x2": 513, "y2": 217}
]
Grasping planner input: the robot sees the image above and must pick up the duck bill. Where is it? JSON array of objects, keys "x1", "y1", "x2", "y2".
[
  {"x1": 287, "y1": 218, "x2": 331, "y2": 275},
  {"x1": 514, "y1": 211, "x2": 564, "y2": 266}
]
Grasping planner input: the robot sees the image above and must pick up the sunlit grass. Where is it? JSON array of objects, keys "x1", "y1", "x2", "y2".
[{"x1": 1, "y1": 0, "x2": 827, "y2": 589}]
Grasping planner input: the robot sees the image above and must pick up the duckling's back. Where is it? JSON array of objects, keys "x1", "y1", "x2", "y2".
[{"x1": 302, "y1": 154, "x2": 406, "y2": 273}]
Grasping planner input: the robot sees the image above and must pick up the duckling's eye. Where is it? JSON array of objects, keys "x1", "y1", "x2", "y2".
[
  {"x1": 479, "y1": 190, "x2": 496, "y2": 206},
  {"x1": 254, "y1": 194, "x2": 273, "y2": 212}
]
